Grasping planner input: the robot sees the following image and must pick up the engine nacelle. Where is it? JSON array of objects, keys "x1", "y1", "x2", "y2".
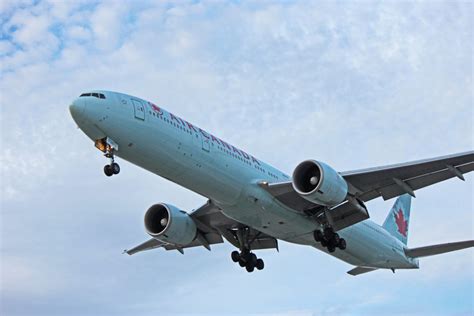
[
  {"x1": 292, "y1": 160, "x2": 348, "y2": 206},
  {"x1": 144, "y1": 203, "x2": 197, "y2": 246}
]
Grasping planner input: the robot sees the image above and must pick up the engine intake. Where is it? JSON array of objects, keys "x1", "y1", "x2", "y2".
[
  {"x1": 292, "y1": 160, "x2": 348, "y2": 206},
  {"x1": 144, "y1": 203, "x2": 197, "y2": 246}
]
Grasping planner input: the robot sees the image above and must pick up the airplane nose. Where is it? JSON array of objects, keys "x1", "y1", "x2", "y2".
[{"x1": 69, "y1": 98, "x2": 86, "y2": 124}]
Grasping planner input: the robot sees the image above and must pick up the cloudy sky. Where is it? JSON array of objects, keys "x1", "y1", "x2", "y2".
[{"x1": 1, "y1": 1, "x2": 473, "y2": 315}]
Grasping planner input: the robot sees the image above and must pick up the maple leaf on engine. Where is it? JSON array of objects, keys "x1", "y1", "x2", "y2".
[{"x1": 394, "y1": 209, "x2": 408, "y2": 237}]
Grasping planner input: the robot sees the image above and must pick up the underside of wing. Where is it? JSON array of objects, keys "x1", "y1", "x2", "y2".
[
  {"x1": 342, "y1": 151, "x2": 474, "y2": 202},
  {"x1": 260, "y1": 151, "x2": 473, "y2": 231},
  {"x1": 125, "y1": 200, "x2": 278, "y2": 255}
]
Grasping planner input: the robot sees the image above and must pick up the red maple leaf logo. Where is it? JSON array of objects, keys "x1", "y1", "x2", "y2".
[
  {"x1": 394, "y1": 209, "x2": 408, "y2": 237},
  {"x1": 149, "y1": 102, "x2": 163, "y2": 115}
]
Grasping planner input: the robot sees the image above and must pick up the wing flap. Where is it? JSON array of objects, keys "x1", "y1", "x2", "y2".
[
  {"x1": 405, "y1": 240, "x2": 474, "y2": 258},
  {"x1": 327, "y1": 198, "x2": 370, "y2": 231}
]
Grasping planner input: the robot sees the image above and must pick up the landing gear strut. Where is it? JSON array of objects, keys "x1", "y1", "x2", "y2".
[
  {"x1": 230, "y1": 227, "x2": 265, "y2": 273},
  {"x1": 314, "y1": 226, "x2": 346, "y2": 253}
]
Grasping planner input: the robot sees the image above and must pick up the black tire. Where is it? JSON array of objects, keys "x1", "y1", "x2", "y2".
[
  {"x1": 245, "y1": 264, "x2": 254, "y2": 272},
  {"x1": 231, "y1": 251, "x2": 240, "y2": 262},
  {"x1": 256, "y1": 258, "x2": 264, "y2": 270},
  {"x1": 332, "y1": 234, "x2": 340, "y2": 245},
  {"x1": 104, "y1": 165, "x2": 113, "y2": 177},
  {"x1": 321, "y1": 239, "x2": 327, "y2": 247},
  {"x1": 324, "y1": 227, "x2": 334, "y2": 239},
  {"x1": 314, "y1": 230, "x2": 323, "y2": 242},
  {"x1": 238, "y1": 259, "x2": 246, "y2": 267},
  {"x1": 249, "y1": 253, "x2": 257, "y2": 267},
  {"x1": 328, "y1": 245, "x2": 336, "y2": 253},
  {"x1": 111, "y1": 162, "x2": 120, "y2": 174},
  {"x1": 338, "y1": 238, "x2": 347, "y2": 250}
]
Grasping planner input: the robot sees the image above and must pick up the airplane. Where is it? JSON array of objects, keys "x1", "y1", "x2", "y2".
[{"x1": 69, "y1": 90, "x2": 474, "y2": 275}]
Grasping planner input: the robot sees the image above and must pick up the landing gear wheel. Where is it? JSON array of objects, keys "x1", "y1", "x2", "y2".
[
  {"x1": 231, "y1": 251, "x2": 240, "y2": 263},
  {"x1": 320, "y1": 239, "x2": 327, "y2": 247},
  {"x1": 324, "y1": 227, "x2": 334, "y2": 239},
  {"x1": 245, "y1": 264, "x2": 255, "y2": 273},
  {"x1": 104, "y1": 165, "x2": 113, "y2": 177},
  {"x1": 238, "y1": 259, "x2": 246, "y2": 267},
  {"x1": 331, "y1": 233, "x2": 340, "y2": 246},
  {"x1": 314, "y1": 230, "x2": 323, "y2": 242},
  {"x1": 111, "y1": 162, "x2": 120, "y2": 174},
  {"x1": 338, "y1": 238, "x2": 346, "y2": 250},
  {"x1": 327, "y1": 245, "x2": 336, "y2": 253},
  {"x1": 256, "y1": 258, "x2": 264, "y2": 270},
  {"x1": 249, "y1": 253, "x2": 258, "y2": 267}
]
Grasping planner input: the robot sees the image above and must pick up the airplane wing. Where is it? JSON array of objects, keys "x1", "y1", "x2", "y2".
[
  {"x1": 125, "y1": 200, "x2": 278, "y2": 255},
  {"x1": 260, "y1": 151, "x2": 474, "y2": 230}
]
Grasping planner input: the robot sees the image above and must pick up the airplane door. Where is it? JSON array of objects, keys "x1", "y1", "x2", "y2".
[
  {"x1": 131, "y1": 99, "x2": 145, "y2": 120},
  {"x1": 201, "y1": 134, "x2": 210, "y2": 152}
]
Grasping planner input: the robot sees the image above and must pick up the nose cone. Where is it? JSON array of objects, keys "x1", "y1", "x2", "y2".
[{"x1": 69, "y1": 98, "x2": 86, "y2": 125}]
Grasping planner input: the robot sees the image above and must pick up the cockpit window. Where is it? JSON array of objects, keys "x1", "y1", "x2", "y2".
[{"x1": 79, "y1": 92, "x2": 106, "y2": 99}]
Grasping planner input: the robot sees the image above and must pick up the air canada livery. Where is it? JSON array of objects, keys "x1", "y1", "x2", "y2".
[{"x1": 70, "y1": 90, "x2": 474, "y2": 275}]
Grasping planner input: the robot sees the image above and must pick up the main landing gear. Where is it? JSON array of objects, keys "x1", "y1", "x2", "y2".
[
  {"x1": 231, "y1": 250, "x2": 264, "y2": 273},
  {"x1": 103, "y1": 147, "x2": 120, "y2": 177},
  {"x1": 230, "y1": 227, "x2": 265, "y2": 273},
  {"x1": 314, "y1": 226, "x2": 346, "y2": 253}
]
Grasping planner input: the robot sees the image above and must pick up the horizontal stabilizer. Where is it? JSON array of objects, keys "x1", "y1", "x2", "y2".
[
  {"x1": 347, "y1": 266, "x2": 377, "y2": 276},
  {"x1": 405, "y1": 240, "x2": 474, "y2": 258}
]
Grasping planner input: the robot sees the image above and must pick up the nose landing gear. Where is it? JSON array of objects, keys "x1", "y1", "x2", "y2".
[
  {"x1": 104, "y1": 162, "x2": 120, "y2": 177},
  {"x1": 103, "y1": 149, "x2": 120, "y2": 177},
  {"x1": 314, "y1": 226, "x2": 346, "y2": 253},
  {"x1": 95, "y1": 138, "x2": 121, "y2": 177}
]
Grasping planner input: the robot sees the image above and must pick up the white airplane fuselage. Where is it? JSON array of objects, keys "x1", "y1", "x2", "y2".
[{"x1": 70, "y1": 90, "x2": 419, "y2": 270}]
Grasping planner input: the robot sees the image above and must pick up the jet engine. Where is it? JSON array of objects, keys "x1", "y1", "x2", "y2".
[
  {"x1": 292, "y1": 160, "x2": 348, "y2": 206},
  {"x1": 144, "y1": 203, "x2": 197, "y2": 246}
]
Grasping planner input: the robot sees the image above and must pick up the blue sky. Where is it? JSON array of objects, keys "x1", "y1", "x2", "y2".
[{"x1": 0, "y1": 1, "x2": 473, "y2": 315}]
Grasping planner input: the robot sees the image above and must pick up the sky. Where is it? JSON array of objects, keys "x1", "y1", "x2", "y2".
[{"x1": 0, "y1": 0, "x2": 473, "y2": 315}]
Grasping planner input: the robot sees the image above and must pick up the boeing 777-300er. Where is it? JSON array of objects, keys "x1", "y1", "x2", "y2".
[{"x1": 69, "y1": 90, "x2": 474, "y2": 275}]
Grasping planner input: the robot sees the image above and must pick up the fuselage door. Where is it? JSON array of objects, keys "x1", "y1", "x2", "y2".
[{"x1": 131, "y1": 99, "x2": 145, "y2": 120}]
